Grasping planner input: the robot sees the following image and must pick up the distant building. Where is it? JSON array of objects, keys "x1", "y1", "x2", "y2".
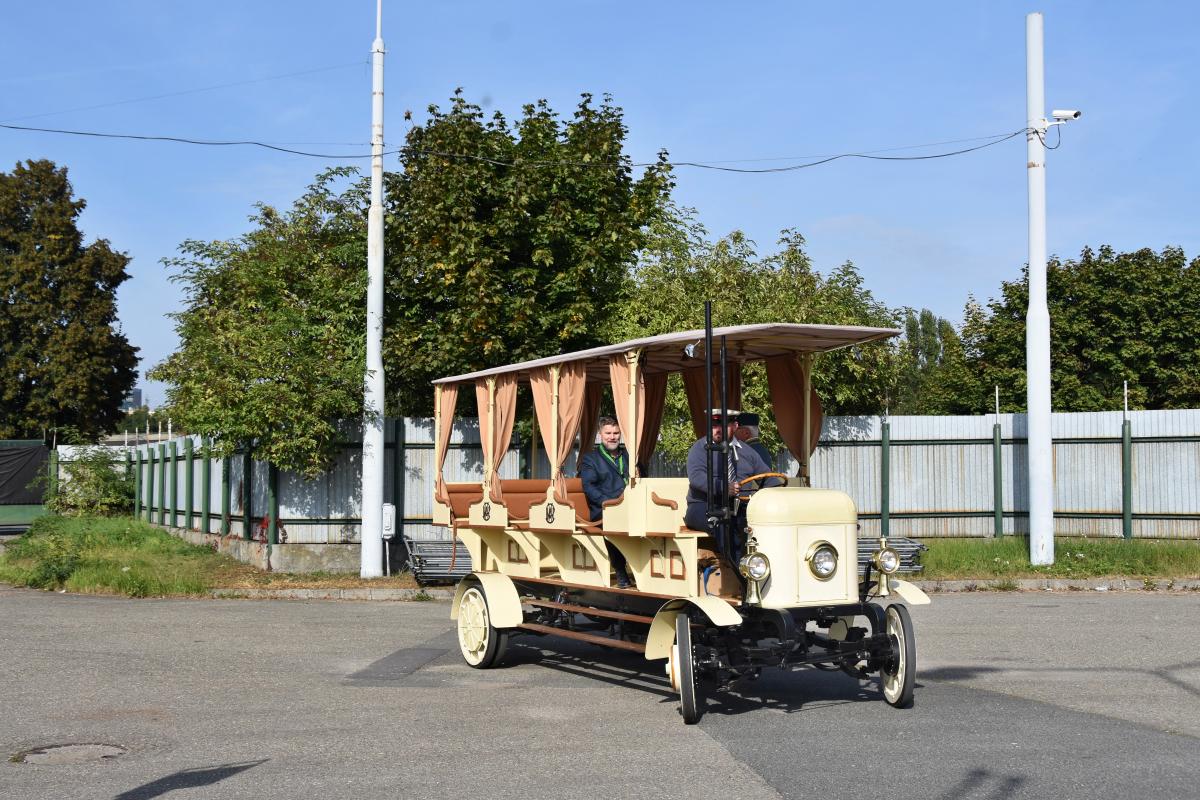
[{"x1": 121, "y1": 387, "x2": 143, "y2": 412}]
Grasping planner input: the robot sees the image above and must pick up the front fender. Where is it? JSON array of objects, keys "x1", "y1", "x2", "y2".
[
  {"x1": 450, "y1": 572, "x2": 523, "y2": 628},
  {"x1": 890, "y1": 578, "x2": 931, "y2": 606},
  {"x1": 645, "y1": 596, "x2": 742, "y2": 661}
]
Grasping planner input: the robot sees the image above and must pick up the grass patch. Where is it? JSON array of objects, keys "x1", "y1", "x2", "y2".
[
  {"x1": 0, "y1": 515, "x2": 417, "y2": 597},
  {"x1": 920, "y1": 536, "x2": 1200, "y2": 580}
]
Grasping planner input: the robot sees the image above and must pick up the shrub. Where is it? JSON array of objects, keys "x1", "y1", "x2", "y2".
[{"x1": 47, "y1": 446, "x2": 134, "y2": 517}]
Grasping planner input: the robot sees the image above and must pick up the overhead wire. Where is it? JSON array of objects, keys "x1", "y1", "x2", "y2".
[{"x1": 0, "y1": 119, "x2": 1040, "y2": 170}]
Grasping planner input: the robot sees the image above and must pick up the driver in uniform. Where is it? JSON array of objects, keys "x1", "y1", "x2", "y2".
[{"x1": 684, "y1": 410, "x2": 782, "y2": 562}]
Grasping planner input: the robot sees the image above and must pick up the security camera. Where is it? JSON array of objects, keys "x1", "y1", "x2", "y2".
[{"x1": 1052, "y1": 109, "x2": 1082, "y2": 121}]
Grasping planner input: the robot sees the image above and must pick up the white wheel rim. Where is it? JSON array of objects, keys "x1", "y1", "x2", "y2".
[
  {"x1": 883, "y1": 606, "x2": 906, "y2": 703},
  {"x1": 458, "y1": 587, "x2": 490, "y2": 665}
]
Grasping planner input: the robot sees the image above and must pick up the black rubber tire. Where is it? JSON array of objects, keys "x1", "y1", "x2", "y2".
[
  {"x1": 676, "y1": 612, "x2": 702, "y2": 724},
  {"x1": 881, "y1": 603, "x2": 916, "y2": 708},
  {"x1": 457, "y1": 584, "x2": 507, "y2": 669}
]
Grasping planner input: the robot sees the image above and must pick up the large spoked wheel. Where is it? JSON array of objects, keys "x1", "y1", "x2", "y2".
[
  {"x1": 457, "y1": 584, "x2": 509, "y2": 669},
  {"x1": 669, "y1": 612, "x2": 703, "y2": 724},
  {"x1": 880, "y1": 603, "x2": 916, "y2": 708}
]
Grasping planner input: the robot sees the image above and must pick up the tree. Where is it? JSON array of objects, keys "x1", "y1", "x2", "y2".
[
  {"x1": 0, "y1": 160, "x2": 138, "y2": 439},
  {"x1": 961, "y1": 246, "x2": 1200, "y2": 412},
  {"x1": 149, "y1": 170, "x2": 367, "y2": 477},
  {"x1": 893, "y1": 308, "x2": 981, "y2": 414},
  {"x1": 383, "y1": 91, "x2": 672, "y2": 414},
  {"x1": 607, "y1": 206, "x2": 900, "y2": 461}
]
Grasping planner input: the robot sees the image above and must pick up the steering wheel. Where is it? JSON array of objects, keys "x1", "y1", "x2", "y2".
[{"x1": 736, "y1": 472, "x2": 790, "y2": 500}]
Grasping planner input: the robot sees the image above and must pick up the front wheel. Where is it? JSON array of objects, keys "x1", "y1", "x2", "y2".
[
  {"x1": 668, "y1": 612, "x2": 703, "y2": 724},
  {"x1": 457, "y1": 584, "x2": 509, "y2": 669},
  {"x1": 880, "y1": 603, "x2": 916, "y2": 708}
]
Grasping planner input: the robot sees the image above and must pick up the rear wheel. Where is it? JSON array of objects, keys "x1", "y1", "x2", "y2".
[
  {"x1": 670, "y1": 612, "x2": 703, "y2": 724},
  {"x1": 880, "y1": 603, "x2": 916, "y2": 707},
  {"x1": 457, "y1": 585, "x2": 509, "y2": 669}
]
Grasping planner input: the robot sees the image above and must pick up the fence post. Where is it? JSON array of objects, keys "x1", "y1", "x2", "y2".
[
  {"x1": 993, "y1": 422, "x2": 1004, "y2": 538},
  {"x1": 201, "y1": 439, "x2": 211, "y2": 535},
  {"x1": 158, "y1": 444, "x2": 167, "y2": 526},
  {"x1": 48, "y1": 449, "x2": 58, "y2": 501},
  {"x1": 395, "y1": 418, "x2": 406, "y2": 542},
  {"x1": 1122, "y1": 418, "x2": 1133, "y2": 540},
  {"x1": 134, "y1": 450, "x2": 143, "y2": 519},
  {"x1": 242, "y1": 451, "x2": 253, "y2": 540},
  {"x1": 267, "y1": 463, "x2": 279, "y2": 546},
  {"x1": 146, "y1": 448, "x2": 155, "y2": 522},
  {"x1": 184, "y1": 438, "x2": 194, "y2": 530},
  {"x1": 880, "y1": 418, "x2": 890, "y2": 538},
  {"x1": 125, "y1": 450, "x2": 132, "y2": 482},
  {"x1": 169, "y1": 440, "x2": 179, "y2": 528},
  {"x1": 220, "y1": 455, "x2": 231, "y2": 536}
]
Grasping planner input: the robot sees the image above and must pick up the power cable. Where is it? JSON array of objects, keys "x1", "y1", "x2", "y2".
[{"x1": 1, "y1": 120, "x2": 1037, "y2": 170}]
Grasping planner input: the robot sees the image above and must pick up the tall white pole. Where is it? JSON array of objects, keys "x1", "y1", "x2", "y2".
[
  {"x1": 1025, "y1": 12, "x2": 1054, "y2": 565},
  {"x1": 360, "y1": 0, "x2": 386, "y2": 577}
]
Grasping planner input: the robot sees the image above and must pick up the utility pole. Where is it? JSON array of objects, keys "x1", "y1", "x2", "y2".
[
  {"x1": 1025, "y1": 13, "x2": 1081, "y2": 566},
  {"x1": 1025, "y1": 12, "x2": 1053, "y2": 565},
  {"x1": 360, "y1": 0, "x2": 386, "y2": 577}
]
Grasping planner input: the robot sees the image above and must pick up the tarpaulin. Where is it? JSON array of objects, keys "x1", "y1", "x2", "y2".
[{"x1": 0, "y1": 445, "x2": 48, "y2": 505}]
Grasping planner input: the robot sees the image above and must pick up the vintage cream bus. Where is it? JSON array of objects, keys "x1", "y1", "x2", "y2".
[{"x1": 431, "y1": 322, "x2": 929, "y2": 723}]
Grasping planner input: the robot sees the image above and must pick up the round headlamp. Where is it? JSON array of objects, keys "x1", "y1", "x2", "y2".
[
  {"x1": 808, "y1": 542, "x2": 838, "y2": 580},
  {"x1": 874, "y1": 547, "x2": 901, "y2": 575},
  {"x1": 738, "y1": 552, "x2": 771, "y2": 582}
]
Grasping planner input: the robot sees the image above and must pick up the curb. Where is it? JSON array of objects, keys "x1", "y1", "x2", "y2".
[
  {"x1": 209, "y1": 587, "x2": 456, "y2": 601},
  {"x1": 913, "y1": 578, "x2": 1200, "y2": 593}
]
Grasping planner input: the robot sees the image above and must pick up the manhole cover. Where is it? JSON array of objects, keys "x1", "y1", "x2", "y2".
[{"x1": 12, "y1": 743, "x2": 128, "y2": 765}]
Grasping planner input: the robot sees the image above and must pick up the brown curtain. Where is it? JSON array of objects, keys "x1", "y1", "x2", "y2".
[
  {"x1": 683, "y1": 363, "x2": 744, "y2": 438},
  {"x1": 575, "y1": 382, "x2": 604, "y2": 471},
  {"x1": 475, "y1": 375, "x2": 518, "y2": 503},
  {"x1": 765, "y1": 355, "x2": 824, "y2": 470},
  {"x1": 609, "y1": 351, "x2": 646, "y2": 477},
  {"x1": 637, "y1": 372, "x2": 668, "y2": 472},
  {"x1": 530, "y1": 364, "x2": 587, "y2": 503},
  {"x1": 433, "y1": 383, "x2": 459, "y2": 506}
]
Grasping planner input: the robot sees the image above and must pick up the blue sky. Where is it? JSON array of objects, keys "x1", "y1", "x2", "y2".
[{"x1": 3, "y1": 1, "x2": 1197, "y2": 407}]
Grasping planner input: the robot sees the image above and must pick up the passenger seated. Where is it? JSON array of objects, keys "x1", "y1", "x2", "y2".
[{"x1": 579, "y1": 415, "x2": 633, "y2": 588}]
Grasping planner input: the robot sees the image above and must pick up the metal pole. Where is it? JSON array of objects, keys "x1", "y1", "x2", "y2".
[
  {"x1": 242, "y1": 451, "x2": 253, "y2": 540},
  {"x1": 1026, "y1": 12, "x2": 1054, "y2": 565},
  {"x1": 993, "y1": 385, "x2": 1003, "y2": 538},
  {"x1": 134, "y1": 449, "x2": 143, "y2": 519},
  {"x1": 880, "y1": 418, "x2": 890, "y2": 538},
  {"x1": 703, "y1": 302, "x2": 716, "y2": 531},
  {"x1": 200, "y1": 439, "x2": 211, "y2": 534},
  {"x1": 268, "y1": 464, "x2": 279, "y2": 546},
  {"x1": 360, "y1": 0, "x2": 386, "y2": 576},
  {"x1": 1122, "y1": 381, "x2": 1132, "y2": 540},
  {"x1": 158, "y1": 444, "x2": 166, "y2": 526},
  {"x1": 220, "y1": 455, "x2": 231, "y2": 537},
  {"x1": 145, "y1": 447, "x2": 155, "y2": 522},
  {"x1": 183, "y1": 438, "x2": 194, "y2": 530},
  {"x1": 169, "y1": 441, "x2": 178, "y2": 527}
]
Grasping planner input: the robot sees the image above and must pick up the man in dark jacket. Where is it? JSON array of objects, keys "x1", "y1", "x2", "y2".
[
  {"x1": 685, "y1": 410, "x2": 781, "y2": 562},
  {"x1": 735, "y1": 412, "x2": 774, "y2": 467},
  {"x1": 579, "y1": 416, "x2": 633, "y2": 588}
]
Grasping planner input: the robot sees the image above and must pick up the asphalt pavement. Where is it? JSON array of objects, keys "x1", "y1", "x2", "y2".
[{"x1": 1, "y1": 586, "x2": 1197, "y2": 800}]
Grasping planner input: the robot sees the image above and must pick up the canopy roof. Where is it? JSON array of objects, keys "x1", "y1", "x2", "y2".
[{"x1": 432, "y1": 322, "x2": 899, "y2": 385}]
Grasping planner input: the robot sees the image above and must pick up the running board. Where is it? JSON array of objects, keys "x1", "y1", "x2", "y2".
[
  {"x1": 517, "y1": 623, "x2": 646, "y2": 653},
  {"x1": 523, "y1": 599, "x2": 655, "y2": 625}
]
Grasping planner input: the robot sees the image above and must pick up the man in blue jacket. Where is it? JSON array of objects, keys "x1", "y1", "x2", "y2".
[{"x1": 580, "y1": 416, "x2": 633, "y2": 588}]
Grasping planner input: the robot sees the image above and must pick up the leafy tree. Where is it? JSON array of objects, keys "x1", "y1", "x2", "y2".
[
  {"x1": 383, "y1": 90, "x2": 672, "y2": 414},
  {"x1": 0, "y1": 160, "x2": 138, "y2": 438},
  {"x1": 962, "y1": 246, "x2": 1200, "y2": 411},
  {"x1": 607, "y1": 206, "x2": 900, "y2": 461},
  {"x1": 894, "y1": 308, "x2": 981, "y2": 414},
  {"x1": 149, "y1": 170, "x2": 367, "y2": 477}
]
